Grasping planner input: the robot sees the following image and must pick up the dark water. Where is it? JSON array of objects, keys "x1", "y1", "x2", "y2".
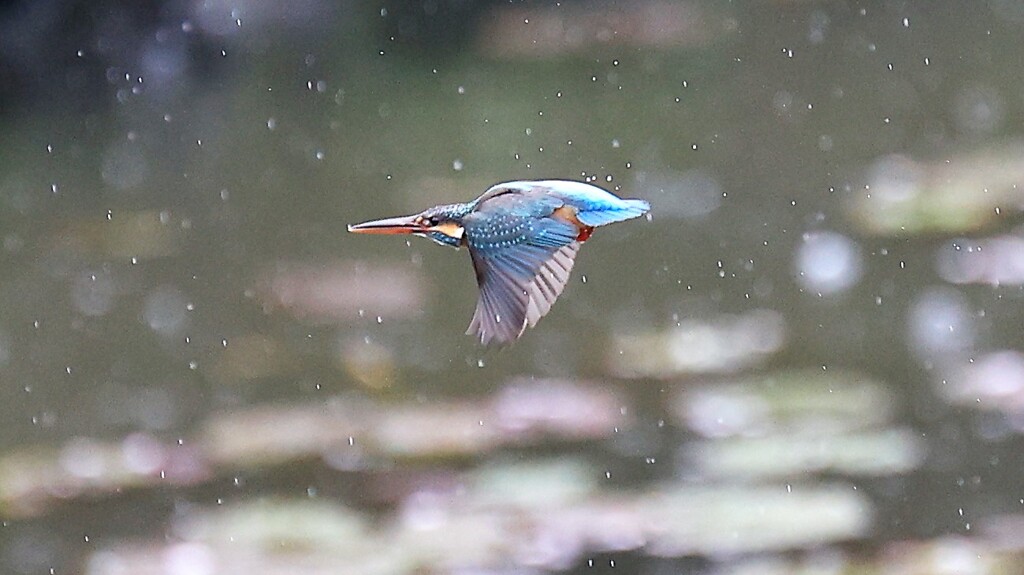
[{"x1": 2, "y1": 1, "x2": 1024, "y2": 573}]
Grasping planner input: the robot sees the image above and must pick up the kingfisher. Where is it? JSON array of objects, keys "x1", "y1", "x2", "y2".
[{"x1": 348, "y1": 180, "x2": 650, "y2": 345}]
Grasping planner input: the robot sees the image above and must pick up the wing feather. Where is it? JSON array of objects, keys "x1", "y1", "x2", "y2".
[
  {"x1": 467, "y1": 241, "x2": 580, "y2": 345},
  {"x1": 526, "y1": 243, "x2": 579, "y2": 328}
]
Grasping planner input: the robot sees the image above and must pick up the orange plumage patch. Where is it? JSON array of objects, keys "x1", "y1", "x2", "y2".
[
  {"x1": 552, "y1": 206, "x2": 594, "y2": 242},
  {"x1": 431, "y1": 221, "x2": 465, "y2": 241}
]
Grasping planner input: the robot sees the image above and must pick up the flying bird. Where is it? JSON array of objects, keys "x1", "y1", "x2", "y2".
[{"x1": 348, "y1": 180, "x2": 650, "y2": 345}]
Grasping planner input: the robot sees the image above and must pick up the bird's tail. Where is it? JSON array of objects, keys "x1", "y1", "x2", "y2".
[{"x1": 576, "y1": 199, "x2": 651, "y2": 227}]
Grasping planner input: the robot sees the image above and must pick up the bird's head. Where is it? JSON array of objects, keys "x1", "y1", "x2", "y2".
[{"x1": 348, "y1": 203, "x2": 467, "y2": 247}]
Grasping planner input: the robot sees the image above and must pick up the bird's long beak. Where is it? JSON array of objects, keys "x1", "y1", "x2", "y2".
[{"x1": 347, "y1": 214, "x2": 425, "y2": 235}]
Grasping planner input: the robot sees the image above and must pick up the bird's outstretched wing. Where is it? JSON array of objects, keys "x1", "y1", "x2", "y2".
[{"x1": 462, "y1": 192, "x2": 580, "y2": 345}]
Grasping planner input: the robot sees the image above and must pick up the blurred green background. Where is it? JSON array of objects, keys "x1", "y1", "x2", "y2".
[{"x1": 2, "y1": 0, "x2": 1024, "y2": 573}]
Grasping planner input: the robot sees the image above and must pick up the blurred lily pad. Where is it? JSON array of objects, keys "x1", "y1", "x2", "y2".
[
  {"x1": 200, "y1": 401, "x2": 366, "y2": 468},
  {"x1": 937, "y1": 232, "x2": 1024, "y2": 286},
  {"x1": 0, "y1": 434, "x2": 208, "y2": 518},
  {"x1": 938, "y1": 350, "x2": 1024, "y2": 422},
  {"x1": 257, "y1": 261, "x2": 427, "y2": 324},
  {"x1": 174, "y1": 498, "x2": 371, "y2": 550},
  {"x1": 492, "y1": 377, "x2": 629, "y2": 440},
  {"x1": 879, "y1": 536, "x2": 1007, "y2": 575},
  {"x1": 85, "y1": 471, "x2": 873, "y2": 574},
  {"x1": 372, "y1": 401, "x2": 502, "y2": 458},
  {"x1": 203, "y1": 379, "x2": 630, "y2": 468},
  {"x1": 849, "y1": 143, "x2": 1024, "y2": 235},
  {"x1": 642, "y1": 484, "x2": 871, "y2": 557},
  {"x1": 671, "y1": 369, "x2": 897, "y2": 437},
  {"x1": 0, "y1": 380, "x2": 630, "y2": 518},
  {"x1": 91, "y1": 500, "x2": 400, "y2": 575},
  {"x1": 467, "y1": 459, "x2": 598, "y2": 508},
  {"x1": 475, "y1": 1, "x2": 732, "y2": 59},
  {"x1": 608, "y1": 309, "x2": 785, "y2": 378},
  {"x1": 681, "y1": 428, "x2": 925, "y2": 479},
  {"x1": 669, "y1": 370, "x2": 924, "y2": 479}
]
